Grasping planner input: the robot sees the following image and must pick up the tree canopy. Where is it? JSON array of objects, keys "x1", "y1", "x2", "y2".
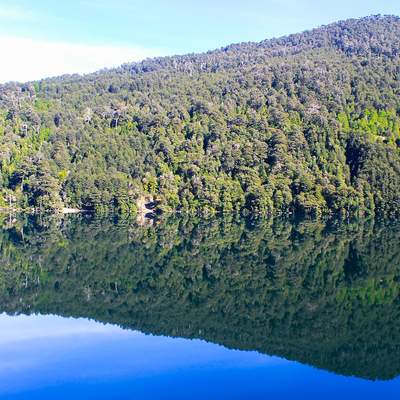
[{"x1": 1, "y1": 15, "x2": 400, "y2": 217}]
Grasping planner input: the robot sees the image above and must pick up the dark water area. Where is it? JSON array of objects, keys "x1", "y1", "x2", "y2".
[{"x1": 0, "y1": 215, "x2": 399, "y2": 399}]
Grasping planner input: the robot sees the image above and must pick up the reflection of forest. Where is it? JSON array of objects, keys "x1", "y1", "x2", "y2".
[{"x1": 1, "y1": 215, "x2": 399, "y2": 380}]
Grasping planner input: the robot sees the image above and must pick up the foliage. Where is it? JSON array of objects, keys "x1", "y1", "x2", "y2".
[{"x1": 1, "y1": 16, "x2": 400, "y2": 216}]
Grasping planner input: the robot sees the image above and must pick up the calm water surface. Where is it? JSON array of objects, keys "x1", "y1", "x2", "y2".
[{"x1": 0, "y1": 216, "x2": 399, "y2": 399}]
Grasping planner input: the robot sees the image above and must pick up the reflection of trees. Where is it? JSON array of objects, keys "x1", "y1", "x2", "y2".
[{"x1": 0, "y1": 216, "x2": 399, "y2": 380}]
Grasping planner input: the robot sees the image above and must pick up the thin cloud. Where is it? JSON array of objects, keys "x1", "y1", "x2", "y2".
[
  {"x1": 0, "y1": 5, "x2": 36, "y2": 21},
  {"x1": 0, "y1": 35, "x2": 164, "y2": 83},
  {"x1": 79, "y1": 0, "x2": 132, "y2": 9},
  {"x1": 0, "y1": 313, "x2": 136, "y2": 345}
]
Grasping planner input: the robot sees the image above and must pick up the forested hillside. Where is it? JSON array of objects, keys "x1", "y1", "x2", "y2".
[{"x1": 1, "y1": 15, "x2": 400, "y2": 217}]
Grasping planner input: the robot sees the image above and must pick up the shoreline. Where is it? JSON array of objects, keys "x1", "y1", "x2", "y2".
[{"x1": 0, "y1": 207, "x2": 90, "y2": 214}]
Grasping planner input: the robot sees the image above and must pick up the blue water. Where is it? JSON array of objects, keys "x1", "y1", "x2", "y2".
[{"x1": 0, "y1": 314, "x2": 399, "y2": 400}]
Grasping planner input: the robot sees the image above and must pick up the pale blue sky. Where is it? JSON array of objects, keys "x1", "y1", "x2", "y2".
[{"x1": 0, "y1": 0, "x2": 399, "y2": 82}]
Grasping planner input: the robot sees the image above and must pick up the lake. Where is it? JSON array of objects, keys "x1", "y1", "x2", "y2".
[{"x1": 0, "y1": 215, "x2": 399, "y2": 399}]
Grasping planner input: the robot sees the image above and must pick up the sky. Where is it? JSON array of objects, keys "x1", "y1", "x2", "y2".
[{"x1": 0, "y1": 0, "x2": 399, "y2": 83}]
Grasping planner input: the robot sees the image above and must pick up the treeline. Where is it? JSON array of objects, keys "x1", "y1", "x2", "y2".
[
  {"x1": 1, "y1": 15, "x2": 400, "y2": 216},
  {"x1": 0, "y1": 215, "x2": 400, "y2": 380}
]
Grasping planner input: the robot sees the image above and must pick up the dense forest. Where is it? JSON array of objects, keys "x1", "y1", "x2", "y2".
[
  {"x1": 1, "y1": 15, "x2": 400, "y2": 217},
  {"x1": 1, "y1": 215, "x2": 400, "y2": 380}
]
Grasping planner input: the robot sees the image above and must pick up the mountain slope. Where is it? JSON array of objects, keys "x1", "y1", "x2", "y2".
[{"x1": 1, "y1": 15, "x2": 400, "y2": 216}]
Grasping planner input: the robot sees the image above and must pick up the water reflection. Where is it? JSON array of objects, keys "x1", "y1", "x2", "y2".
[
  {"x1": 0, "y1": 313, "x2": 399, "y2": 400},
  {"x1": 0, "y1": 314, "x2": 288, "y2": 399},
  {"x1": 0, "y1": 215, "x2": 399, "y2": 397}
]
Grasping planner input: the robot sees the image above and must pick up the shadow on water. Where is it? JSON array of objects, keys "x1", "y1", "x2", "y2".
[{"x1": 0, "y1": 214, "x2": 399, "y2": 381}]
